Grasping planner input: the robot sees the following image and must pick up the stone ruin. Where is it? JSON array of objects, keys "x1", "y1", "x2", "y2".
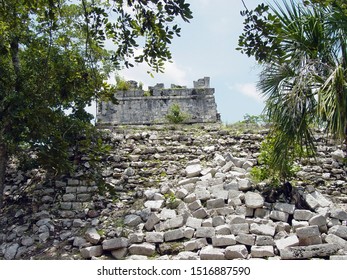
[
  {"x1": 97, "y1": 77, "x2": 220, "y2": 125},
  {"x1": 1, "y1": 125, "x2": 347, "y2": 260}
]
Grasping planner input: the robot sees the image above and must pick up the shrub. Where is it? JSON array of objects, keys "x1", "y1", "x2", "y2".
[
  {"x1": 165, "y1": 104, "x2": 189, "y2": 124},
  {"x1": 115, "y1": 75, "x2": 130, "y2": 91},
  {"x1": 250, "y1": 134, "x2": 301, "y2": 186}
]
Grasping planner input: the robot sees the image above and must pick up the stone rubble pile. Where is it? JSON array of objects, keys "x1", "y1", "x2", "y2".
[
  {"x1": 78, "y1": 152, "x2": 347, "y2": 260},
  {"x1": 0, "y1": 124, "x2": 346, "y2": 260}
]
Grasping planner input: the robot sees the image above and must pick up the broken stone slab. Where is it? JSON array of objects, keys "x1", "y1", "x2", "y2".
[
  {"x1": 210, "y1": 184, "x2": 229, "y2": 200},
  {"x1": 194, "y1": 186, "x2": 211, "y2": 201},
  {"x1": 178, "y1": 177, "x2": 200, "y2": 186},
  {"x1": 221, "y1": 161, "x2": 235, "y2": 173},
  {"x1": 184, "y1": 193, "x2": 197, "y2": 203},
  {"x1": 330, "y1": 208, "x2": 347, "y2": 221},
  {"x1": 230, "y1": 223, "x2": 249, "y2": 235},
  {"x1": 250, "y1": 223, "x2": 276, "y2": 236},
  {"x1": 304, "y1": 193, "x2": 320, "y2": 210},
  {"x1": 324, "y1": 234, "x2": 347, "y2": 250},
  {"x1": 188, "y1": 200, "x2": 202, "y2": 211},
  {"x1": 160, "y1": 208, "x2": 177, "y2": 220},
  {"x1": 256, "y1": 236, "x2": 275, "y2": 246},
  {"x1": 144, "y1": 200, "x2": 165, "y2": 211},
  {"x1": 328, "y1": 225, "x2": 347, "y2": 240},
  {"x1": 102, "y1": 237, "x2": 129, "y2": 251},
  {"x1": 206, "y1": 198, "x2": 225, "y2": 209},
  {"x1": 176, "y1": 188, "x2": 189, "y2": 199},
  {"x1": 296, "y1": 225, "x2": 322, "y2": 246},
  {"x1": 293, "y1": 209, "x2": 314, "y2": 221},
  {"x1": 304, "y1": 191, "x2": 332, "y2": 210},
  {"x1": 111, "y1": 248, "x2": 128, "y2": 260},
  {"x1": 270, "y1": 210, "x2": 289, "y2": 222},
  {"x1": 186, "y1": 164, "x2": 202, "y2": 178},
  {"x1": 308, "y1": 214, "x2": 327, "y2": 227},
  {"x1": 164, "y1": 228, "x2": 185, "y2": 242},
  {"x1": 242, "y1": 161, "x2": 254, "y2": 170},
  {"x1": 202, "y1": 218, "x2": 212, "y2": 227},
  {"x1": 238, "y1": 179, "x2": 252, "y2": 191},
  {"x1": 195, "y1": 227, "x2": 215, "y2": 238},
  {"x1": 224, "y1": 180, "x2": 239, "y2": 191},
  {"x1": 145, "y1": 232, "x2": 164, "y2": 243},
  {"x1": 212, "y1": 235, "x2": 237, "y2": 247},
  {"x1": 184, "y1": 238, "x2": 208, "y2": 251},
  {"x1": 275, "y1": 222, "x2": 291, "y2": 233},
  {"x1": 156, "y1": 215, "x2": 184, "y2": 231},
  {"x1": 144, "y1": 213, "x2": 160, "y2": 231},
  {"x1": 244, "y1": 192, "x2": 264, "y2": 209},
  {"x1": 128, "y1": 233, "x2": 145, "y2": 244},
  {"x1": 184, "y1": 227, "x2": 195, "y2": 239},
  {"x1": 331, "y1": 149, "x2": 345, "y2": 163},
  {"x1": 280, "y1": 244, "x2": 339, "y2": 260},
  {"x1": 174, "y1": 251, "x2": 199, "y2": 260},
  {"x1": 250, "y1": 246, "x2": 274, "y2": 258},
  {"x1": 4, "y1": 243, "x2": 19, "y2": 260},
  {"x1": 201, "y1": 173, "x2": 213, "y2": 182},
  {"x1": 72, "y1": 236, "x2": 87, "y2": 248},
  {"x1": 225, "y1": 245, "x2": 248, "y2": 259},
  {"x1": 228, "y1": 214, "x2": 246, "y2": 224},
  {"x1": 186, "y1": 217, "x2": 202, "y2": 229},
  {"x1": 327, "y1": 217, "x2": 341, "y2": 227},
  {"x1": 235, "y1": 233, "x2": 256, "y2": 246},
  {"x1": 215, "y1": 224, "x2": 231, "y2": 235},
  {"x1": 212, "y1": 216, "x2": 225, "y2": 227},
  {"x1": 215, "y1": 207, "x2": 234, "y2": 216},
  {"x1": 124, "y1": 214, "x2": 143, "y2": 227},
  {"x1": 200, "y1": 246, "x2": 225, "y2": 260},
  {"x1": 85, "y1": 228, "x2": 101, "y2": 245},
  {"x1": 254, "y1": 208, "x2": 271, "y2": 219},
  {"x1": 275, "y1": 235, "x2": 300, "y2": 250},
  {"x1": 274, "y1": 202, "x2": 296, "y2": 214},
  {"x1": 192, "y1": 208, "x2": 208, "y2": 219},
  {"x1": 80, "y1": 245, "x2": 103, "y2": 259},
  {"x1": 214, "y1": 153, "x2": 226, "y2": 167},
  {"x1": 292, "y1": 219, "x2": 309, "y2": 231},
  {"x1": 128, "y1": 243, "x2": 156, "y2": 256}
]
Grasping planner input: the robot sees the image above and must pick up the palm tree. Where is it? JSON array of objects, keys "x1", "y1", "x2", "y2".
[{"x1": 257, "y1": 0, "x2": 347, "y2": 181}]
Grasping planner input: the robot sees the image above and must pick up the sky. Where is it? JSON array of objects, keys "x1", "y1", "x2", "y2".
[{"x1": 95, "y1": 0, "x2": 271, "y2": 124}]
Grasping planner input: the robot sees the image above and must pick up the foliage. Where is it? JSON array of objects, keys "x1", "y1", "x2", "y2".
[
  {"x1": 0, "y1": 0, "x2": 192, "y2": 208},
  {"x1": 224, "y1": 114, "x2": 268, "y2": 133},
  {"x1": 115, "y1": 75, "x2": 130, "y2": 91},
  {"x1": 250, "y1": 133, "x2": 302, "y2": 186},
  {"x1": 165, "y1": 103, "x2": 189, "y2": 124},
  {"x1": 238, "y1": 0, "x2": 347, "y2": 183}
]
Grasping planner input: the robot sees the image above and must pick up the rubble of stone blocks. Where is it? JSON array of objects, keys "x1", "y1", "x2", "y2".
[
  {"x1": 1, "y1": 125, "x2": 346, "y2": 260},
  {"x1": 78, "y1": 153, "x2": 347, "y2": 260}
]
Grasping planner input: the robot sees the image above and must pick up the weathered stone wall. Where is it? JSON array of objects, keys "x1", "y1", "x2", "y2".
[{"x1": 97, "y1": 77, "x2": 220, "y2": 125}]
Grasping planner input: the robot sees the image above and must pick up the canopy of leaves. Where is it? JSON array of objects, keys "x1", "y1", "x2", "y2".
[
  {"x1": 238, "y1": 0, "x2": 347, "y2": 182},
  {"x1": 0, "y1": 0, "x2": 192, "y2": 207}
]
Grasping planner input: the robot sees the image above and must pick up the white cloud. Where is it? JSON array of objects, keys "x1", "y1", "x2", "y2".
[
  {"x1": 229, "y1": 83, "x2": 264, "y2": 103},
  {"x1": 117, "y1": 60, "x2": 190, "y2": 89}
]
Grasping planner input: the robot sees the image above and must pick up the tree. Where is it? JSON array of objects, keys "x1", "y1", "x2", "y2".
[
  {"x1": 238, "y1": 0, "x2": 347, "y2": 183},
  {"x1": 0, "y1": 0, "x2": 192, "y2": 208}
]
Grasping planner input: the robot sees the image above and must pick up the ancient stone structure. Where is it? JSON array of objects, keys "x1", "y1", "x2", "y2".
[
  {"x1": 1, "y1": 125, "x2": 347, "y2": 260},
  {"x1": 97, "y1": 77, "x2": 220, "y2": 125}
]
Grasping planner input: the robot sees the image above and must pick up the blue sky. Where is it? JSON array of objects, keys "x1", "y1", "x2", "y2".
[{"x1": 103, "y1": 0, "x2": 271, "y2": 124}]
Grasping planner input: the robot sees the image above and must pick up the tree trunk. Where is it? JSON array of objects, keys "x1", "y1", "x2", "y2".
[{"x1": 0, "y1": 143, "x2": 8, "y2": 209}]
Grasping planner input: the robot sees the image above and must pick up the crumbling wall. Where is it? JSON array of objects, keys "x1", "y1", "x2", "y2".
[{"x1": 97, "y1": 77, "x2": 220, "y2": 125}]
